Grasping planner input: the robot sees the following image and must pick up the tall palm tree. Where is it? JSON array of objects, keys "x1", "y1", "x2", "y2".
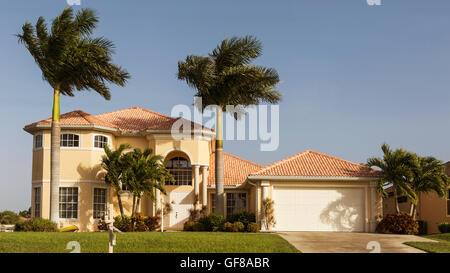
[
  {"x1": 367, "y1": 143, "x2": 417, "y2": 213},
  {"x1": 408, "y1": 155, "x2": 449, "y2": 218},
  {"x1": 121, "y1": 148, "x2": 171, "y2": 215},
  {"x1": 177, "y1": 36, "x2": 281, "y2": 215},
  {"x1": 17, "y1": 7, "x2": 130, "y2": 223},
  {"x1": 101, "y1": 144, "x2": 130, "y2": 219}
]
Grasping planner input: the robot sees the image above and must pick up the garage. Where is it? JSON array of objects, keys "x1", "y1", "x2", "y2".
[{"x1": 272, "y1": 186, "x2": 366, "y2": 232}]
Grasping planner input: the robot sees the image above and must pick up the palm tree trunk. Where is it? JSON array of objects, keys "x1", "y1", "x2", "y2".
[
  {"x1": 50, "y1": 89, "x2": 61, "y2": 224},
  {"x1": 116, "y1": 192, "x2": 124, "y2": 219},
  {"x1": 215, "y1": 106, "x2": 225, "y2": 216},
  {"x1": 136, "y1": 196, "x2": 141, "y2": 214},
  {"x1": 394, "y1": 192, "x2": 400, "y2": 213},
  {"x1": 132, "y1": 195, "x2": 136, "y2": 216}
]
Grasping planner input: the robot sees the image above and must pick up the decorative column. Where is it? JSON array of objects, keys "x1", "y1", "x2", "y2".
[
  {"x1": 260, "y1": 181, "x2": 270, "y2": 231},
  {"x1": 201, "y1": 166, "x2": 208, "y2": 208},
  {"x1": 193, "y1": 165, "x2": 200, "y2": 209}
]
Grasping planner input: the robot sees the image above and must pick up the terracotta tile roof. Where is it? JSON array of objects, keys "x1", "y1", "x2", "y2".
[
  {"x1": 24, "y1": 110, "x2": 118, "y2": 129},
  {"x1": 25, "y1": 106, "x2": 213, "y2": 133},
  {"x1": 208, "y1": 153, "x2": 264, "y2": 186},
  {"x1": 251, "y1": 150, "x2": 381, "y2": 178}
]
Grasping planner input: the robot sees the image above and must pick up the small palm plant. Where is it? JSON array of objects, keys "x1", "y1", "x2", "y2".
[
  {"x1": 121, "y1": 148, "x2": 172, "y2": 215},
  {"x1": 367, "y1": 143, "x2": 417, "y2": 213},
  {"x1": 408, "y1": 155, "x2": 449, "y2": 218},
  {"x1": 17, "y1": 7, "x2": 130, "y2": 222},
  {"x1": 101, "y1": 144, "x2": 130, "y2": 219},
  {"x1": 178, "y1": 36, "x2": 281, "y2": 215}
]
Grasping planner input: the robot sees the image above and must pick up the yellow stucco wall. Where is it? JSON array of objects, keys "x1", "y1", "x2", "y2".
[
  {"x1": 384, "y1": 191, "x2": 450, "y2": 234},
  {"x1": 30, "y1": 129, "x2": 213, "y2": 231}
]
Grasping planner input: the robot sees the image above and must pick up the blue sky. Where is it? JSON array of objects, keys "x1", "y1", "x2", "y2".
[{"x1": 1, "y1": 0, "x2": 450, "y2": 211}]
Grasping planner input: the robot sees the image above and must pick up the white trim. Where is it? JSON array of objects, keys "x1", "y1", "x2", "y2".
[{"x1": 248, "y1": 175, "x2": 379, "y2": 181}]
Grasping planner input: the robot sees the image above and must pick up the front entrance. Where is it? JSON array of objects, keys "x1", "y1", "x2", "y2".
[{"x1": 166, "y1": 191, "x2": 194, "y2": 230}]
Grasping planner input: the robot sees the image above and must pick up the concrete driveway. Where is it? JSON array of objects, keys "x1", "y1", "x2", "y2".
[{"x1": 278, "y1": 232, "x2": 436, "y2": 253}]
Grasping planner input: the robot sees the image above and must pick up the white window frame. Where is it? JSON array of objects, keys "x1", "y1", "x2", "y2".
[
  {"x1": 92, "y1": 187, "x2": 109, "y2": 220},
  {"x1": 60, "y1": 133, "x2": 81, "y2": 149},
  {"x1": 33, "y1": 186, "x2": 41, "y2": 218},
  {"x1": 34, "y1": 134, "x2": 43, "y2": 150},
  {"x1": 92, "y1": 134, "x2": 110, "y2": 150},
  {"x1": 59, "y1": 186, "x2": 80, "y2": 220},
  {"x1": 225, "y1": 191, "x2": 248, "y2": 217}
]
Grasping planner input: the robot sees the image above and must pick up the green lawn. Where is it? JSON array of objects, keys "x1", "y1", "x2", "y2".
[
  {"x1": 405, "y1": 233, "x2": 450, "y2": 253},
  {"x1": 0, "y1": 232, "x2": 299, "y2": 253}
]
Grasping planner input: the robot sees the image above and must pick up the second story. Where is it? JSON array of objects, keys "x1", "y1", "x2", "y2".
[{"x1": 24, "y1": 107, "x2": 215, "y2": 183}]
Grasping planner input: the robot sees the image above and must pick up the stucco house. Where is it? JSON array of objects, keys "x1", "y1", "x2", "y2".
[
  {"x1": 383, "y1": 161, "x2": 450, "y2": 234},
  {"x1": 24, "y1": 106, "x2": 383, "y2": 232}
]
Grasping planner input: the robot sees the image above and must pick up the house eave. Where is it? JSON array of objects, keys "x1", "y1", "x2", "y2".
[{"x1": 247, "y1": 175, "x2": 380, "y2": 181}]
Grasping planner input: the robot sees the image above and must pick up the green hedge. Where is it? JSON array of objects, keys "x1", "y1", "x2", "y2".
[{"x1": 14, "y1": 218, "x2": 58, "y2": 232}]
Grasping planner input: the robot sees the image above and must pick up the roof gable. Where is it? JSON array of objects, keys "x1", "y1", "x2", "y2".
[
  {"x1": 251, "y1": 150, "x2": 381, "y2": 178},
  {"x1": 208, "y1": 153, "x2": 263, "y2": 186}
]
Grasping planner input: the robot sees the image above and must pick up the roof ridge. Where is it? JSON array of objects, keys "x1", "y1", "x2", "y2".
[
  {"x1": 223, "y1": 152, "x2": 264, "y2": 168},
  {"x1": 94, "y1": 106, "x2": 174, "y2": 120}
]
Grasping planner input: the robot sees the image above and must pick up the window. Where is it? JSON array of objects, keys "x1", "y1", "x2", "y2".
[
  {"x1": 210, "y1": 193, "x2": 216, "y2": 213},
  {"x1": 93, "y1": 188, "x2": 107, "y2": 219},
  {"x1": 59, "y1": 187, "x2": 78, "y2": 219},
  {"x1": 94, "y1": 135, "x2": 108, "y2": 149},
  {"x1": 226, "y1": 192, "x2": 247, "y2": 217},
  {"x1": 60, "y1": 134, "x2": 80, "y2": 147},
  {"x1": 165, "y1": 157, "x2": 192, "y2": 186},
  {"x1": 34, "y1": 187, "x2": 41, "y2": 218},
  {"x1": 397, "y1": 196, "x2": 408, "y2": 203},
  {"x1": 447, "y1": 189, "x2": 450, "y2": 215},
  {"x1": 34, "y1": 134, "x2": 42, "y2": 149}
]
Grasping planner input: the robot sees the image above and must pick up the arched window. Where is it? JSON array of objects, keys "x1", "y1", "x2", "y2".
[
  {"x1": 165, "y1": 157, "x2": 192, "y2": 186},
  {"x1": 60, "y1": 134, "x2": 80, "y2": 147},
  {"x1": 94, "y1": 135, "x2": 108, "y2": 148}
]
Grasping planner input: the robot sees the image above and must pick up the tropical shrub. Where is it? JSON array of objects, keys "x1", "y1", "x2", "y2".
[
  {"x1": 247, "y1": 222, "x2": 259, "y2": 233},
  {"x1": 198, "y1": 213, "x2": 226, "y2": 231},
  {"x1": 0, "y1": 211, "x2": 20, "y2": 225},
  {"x1": 227, "y1": 211, "x2": 256, "y2": 228},
  {"x1": 438, "y1": 222, "x2": 450, "y2": 233},
  {"x1": 223, "y1": 222, "x2": 234, "y2": 232},
  {"x1": 376, "y1": 213, "x2": 418, "y2": 235},
  {"x1": 262, "y1": 198, "x2": 276, "y2": 230},
  {"x1": 233, "y1": 221, "x2": 245, "y2": 232},
  {"x1": 193, "y1": 222, "x2": 206, "y2": 232},
  {"x1": 183, "y1": 221, "x2": 196, "y2": 231},
  {"x1": 145, "y1": 216, "x2": 160, "y2": 231},
  {"x1": 14, "y1": 218, "x2": 58, "y2": 232}
]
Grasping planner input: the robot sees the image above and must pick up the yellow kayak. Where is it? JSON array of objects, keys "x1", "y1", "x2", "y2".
[{"x1": 60, "y1": 225, "x2": 79, "y2": 232}]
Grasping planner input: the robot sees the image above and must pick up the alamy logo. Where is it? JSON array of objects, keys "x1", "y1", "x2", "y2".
[
  {"x1": 366, "y1": 0, "x2": 381, "y2": 6},
  {"x1": 171, "y1": 97, "x2": 280, "y2": 151},
  {"x1": 67, "y1": 0, "x2": 81, "y2": 6}
]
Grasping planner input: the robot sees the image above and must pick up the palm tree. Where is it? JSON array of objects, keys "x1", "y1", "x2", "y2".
[
  {"x1": 177, "y1": 36, "x2": 281, "y2": 215},
  {"x1": 121, "y1": 148, "x2": 172, "y2": 215},
  {"x1": 17, "y1": 7, "x2": 130, "y2": 223},
  {"x1": 408, "y1": 155, "x2": 449, "y2": 218},
  {"x1": 101, "y1": 144, "x2": 130, "y2": 219},
  {"x1": 367, "y1": 143, "x2": 417, "y2": 213}
]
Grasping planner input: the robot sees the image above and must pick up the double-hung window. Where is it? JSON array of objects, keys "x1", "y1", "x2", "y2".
[
  {"x1": 226, "y1": 192, "x2": 247, "y2": 217},
  {"x1": 94, "y1": 135, "x2": 108, "y2": 149},
  {"x1": 59, "y1": 187, "x2": 78, "y2": 219},
  {"x1": 34, "y1": 187, "x2": 41, "y2": 218},
  {"x1": 93, "y1": 188, "x2": 107, "y2": 219},
  {"x1": 34, "y1": 134, "x2": 43, "y2": 149}
]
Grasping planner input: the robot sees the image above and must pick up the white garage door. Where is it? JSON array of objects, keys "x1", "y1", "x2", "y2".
[{"x1": 272, "y1": 187, "x2": 365, "y2": 232}]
